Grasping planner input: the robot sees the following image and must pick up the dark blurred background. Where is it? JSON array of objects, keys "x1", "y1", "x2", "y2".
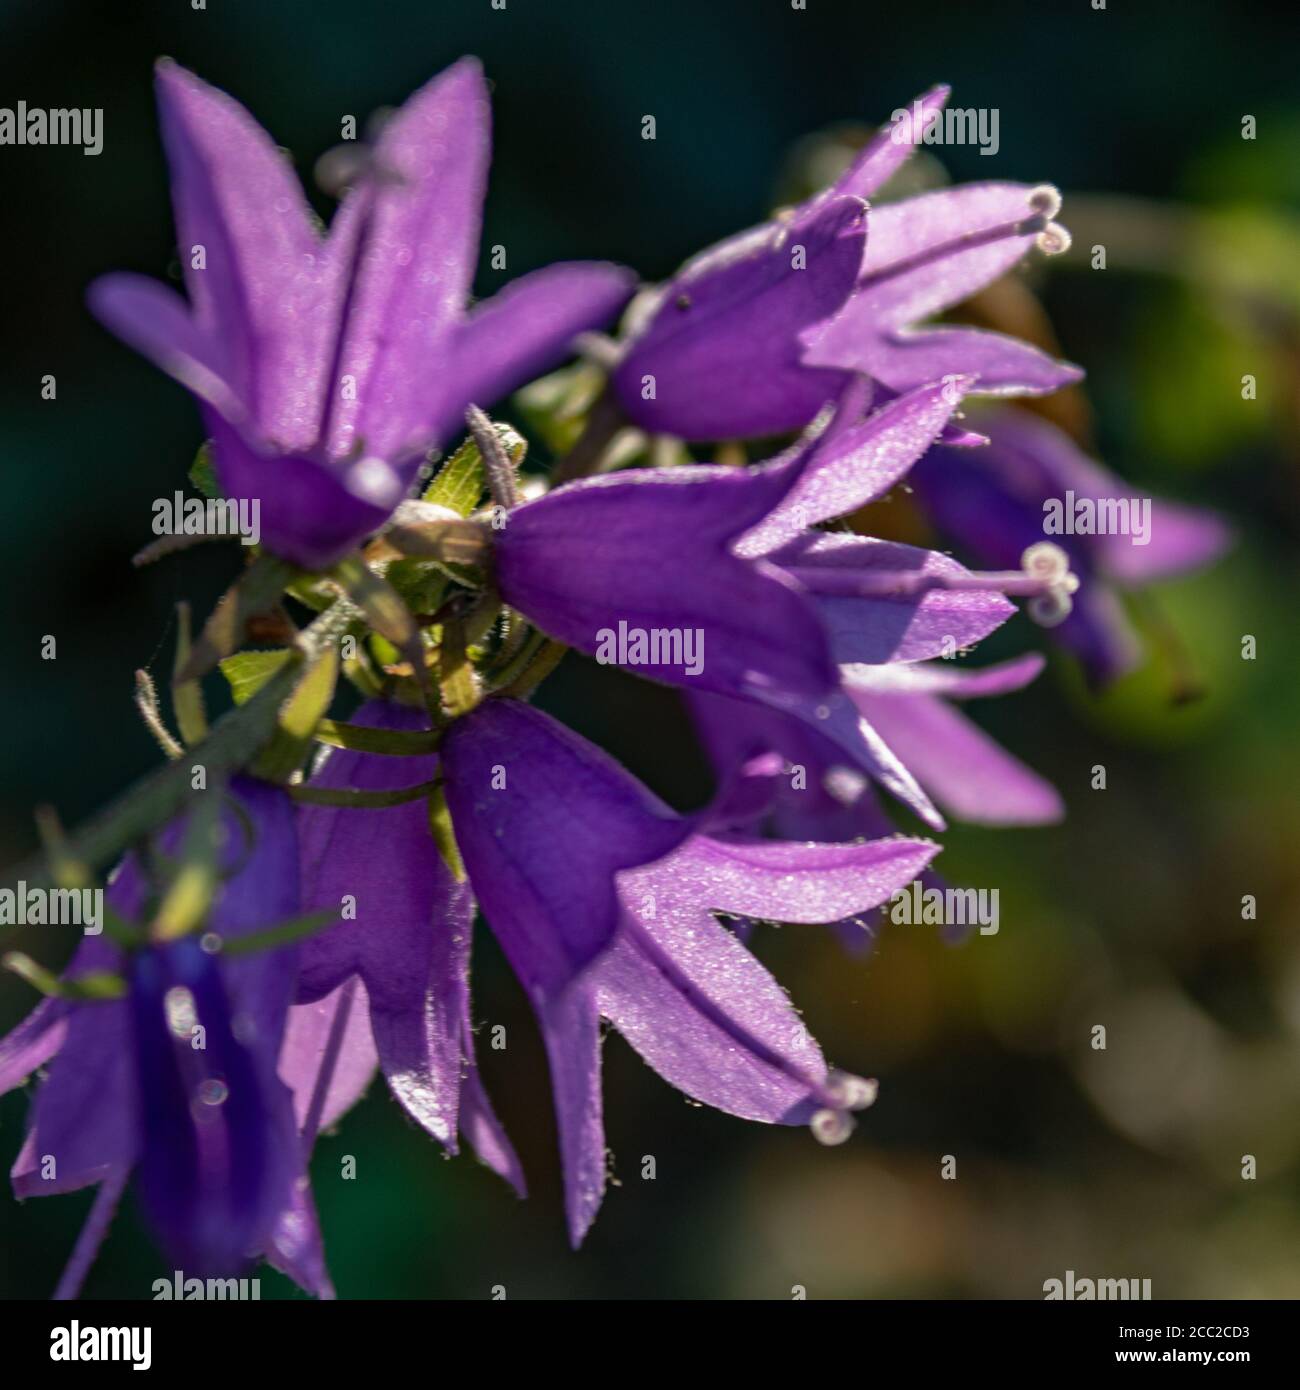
[{"x1": 2, "y1": 0, "x2": 1298, "y2": 1298}]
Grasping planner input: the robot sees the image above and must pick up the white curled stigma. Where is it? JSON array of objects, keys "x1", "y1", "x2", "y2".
[
  {"x1": 810, "y1": 1069, "x2": 879, "y2": 1147},
  {"x1": 1021, "y1": 541, "x2": 1080, "y2": 626}
]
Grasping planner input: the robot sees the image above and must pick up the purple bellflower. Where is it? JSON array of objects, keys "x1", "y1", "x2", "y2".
[
  {"x1": 490, "y1": 423, "x2": 843, "y2": 706},
  {"x1": 689, "y1": 653, "x2": 1062, "y2": 958},
  {"x1": 89, "y1": 59, "x2": 635, "y2": 569},
  {"x1": 262, "y1": 695, "x2": 942, "y2": 1249},
  {"x1": 240, "y1": 698, "x2": 531, "y2": 1297},
  {"x1": 610, "y1": 85, "x2": 1080, "y2": 442},
  {"x1": 692, "y1": 651, "x2": 1061, "y2": 839},
  {"x1": 910, "y1": 408, "x2": 1233, "y2": 686},
  {"x1": 671, "y1": 379, "x2": 1071, "y2": 834},
  {"x1": 439, "y1": 698, "x2": 939, "y2": 1244},
  {"x1": 0, "y1": 778, "x2": 303, "y2": 1287},
  {"x1": 487, "y1": 374, "x2": 1072, "y2": 831},
  {"x1": 491, "y1": 376, "x2": 997, "y2": 712},
  {"x1": 5, "y1": 54, "x2": 1151, "y2": 1293},
  {"x1": 292, "y1": 700, "x2": 523, "y2": 1180}
]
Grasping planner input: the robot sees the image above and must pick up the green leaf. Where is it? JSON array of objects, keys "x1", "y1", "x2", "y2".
[{"x1": 220, "y1": 649, "x2": 294, "y2": 706}]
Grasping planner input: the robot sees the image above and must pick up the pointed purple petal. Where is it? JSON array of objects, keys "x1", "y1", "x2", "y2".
[
  {"x1": 819, "y1": 85, "x2": 951, "y2": 204},
  {"x1": 536, "y1": 988, "x2": 605, "y2": 1247},
  {"x1": 87, "y1": 274, "x2": 247, "y2": 422},
  {"x1": 916, "y1": 410, "x2": 1229, "y2": 584},
  {"x1": 594, "y1": 882, "x2": 828, "y2": 1123},
  {"x1": 444, "y1": 701, "x2": 691, "y2": 996},
  {"x1": 846, "y1": 684, "x2": 1064, "y2": 825},
  {"x1": 279, "y1": 980, "x2": 378, "y2": 1136},
  {"x1": 12, "y1": 996, "x2": 135, "y2": 1198},
  {"x1": 153, "y1": 61, "x2": 334, "y2": 446},
  {"x1": 611, "y1": 196, "x2": 864, "y2": 440},
  {"x1": 854, "y1": 184, "x2": 1057, "y2": 324},
  {"x1": 0, "y1": 998, "x2": 69, "y2": 1098},
  {"x1": 843, "y1": 651, "x2": 1046, "y2": 698},
  {"x1": 834, "y1": 324, "x2": 1084, "y2": 397},
  {"x1": 666, "y1": 833, "x2": 940, "y2": 922},
  {"x1": 687, "y1": 685, "x2": 945, "y2": 831},
  {"x1": 298, "y1": 700, "x2": 467, "y2": 1148},
  {"x1": 329, "y1": 58, "x2": 490, "y2": 461},
  {"x1": 773, "y1": 531, "x2": 1015, "y2": 663},
  {"x1": 738, "y1": 379, "x2": 970, "y2": 556},
  {"x1": 496, "y1": 457, "x2": 837, "y2": 702},
  {"x1": 458, "y1": 1055, "x2": 528, "y2": 1200},
  {"x1": 427, "y1": 261, "x2": 635, "y2": 444},
  {"x1": 1098, "y1": 498, "x2": 1233, "y2": 583},
  {"x1": 803, "y1": 184, "x2": 1083, "y2": 396},
  {"x1": 265, "y1": 1177, "x2": 335, "y2": 1299}
]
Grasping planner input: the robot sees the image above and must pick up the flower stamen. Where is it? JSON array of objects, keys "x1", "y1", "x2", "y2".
[
  {"x1": 857, "y1": 184, "x2": 1070, "y2": 290},
  {"x1": 784, "y1": 540, "x2": 1080, "y2": 625}
]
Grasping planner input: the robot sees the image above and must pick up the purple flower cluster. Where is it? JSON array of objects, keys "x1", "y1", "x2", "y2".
[{"x1": 1, "y1": 61, "x2": 1228, "y2": 1293}]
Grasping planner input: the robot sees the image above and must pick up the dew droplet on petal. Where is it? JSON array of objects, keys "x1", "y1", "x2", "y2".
[{"x1": 198, "y1": 1078, "x2": 228, "y2": 1106}]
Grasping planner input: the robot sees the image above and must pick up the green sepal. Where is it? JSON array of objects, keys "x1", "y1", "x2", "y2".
[
  {"x1": 496, "y1": 639, "x2": 567, "y2": 699},
  {"x1": 422, "y1": 433, "x2": 487, "y2": 516},
  {"x1": 427, "y1": 783, "x2": 466, "y2": 883},
  {"x1": 384, "y1": 557, "x2": 451, "y2": 618},
  {"x1": 172, "y1": 601, "x2": 209, "y2": 745},
  {"x1": 220, "y1": 649, "x2": 294, "y2": 706},
  {"x1": 252, "y1": 645, "x2": 340, "y2": 783},
  {"x1": 188, "y1": 443, "x2": 220, "y2": 499},
  {"x1": 315, "y1": 719, "x2": 443, "y2": 756},
  {"x1": 289, "y1": 777, "x2": 442, "y2": 809},
  {"x1": 329, "y1": 553, "x2": 432, "y2": 704},
  {"x1": 438, "y1": 618, "x2": 480, "y2": 719},
  {"x1": 152, "y1": 782, "x2": 225, "y2": 942},
  {"x1": 3, "y1": 952, "x2": 127, "y2": 1001},
  {"x1": 216, "y1": 909, "x2": 341, "y2": 958}
]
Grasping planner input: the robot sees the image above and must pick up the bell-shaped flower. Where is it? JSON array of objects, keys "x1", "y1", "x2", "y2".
[
  {"x1": 610, "y1": 84, "x2": 1079, "y2": 442},
  {"x1": 909, "y1": 409, "x2": 1233, "y2": 686},
  {"x1": 89, "y1": 58, "x2": 634, "y2": 569},
  {"x1": 491, "y1": 378, "x2": 975, "y2": 710},
  {"x1": 0, "y1": 777, "x2": 302, "y2": 1284},
  {"x1": 441, "y1": 699, "x2": 939, "y2": 1243},
  {"x1": 290, "y1": 699, "x2": 524, "y2": 1188}
]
